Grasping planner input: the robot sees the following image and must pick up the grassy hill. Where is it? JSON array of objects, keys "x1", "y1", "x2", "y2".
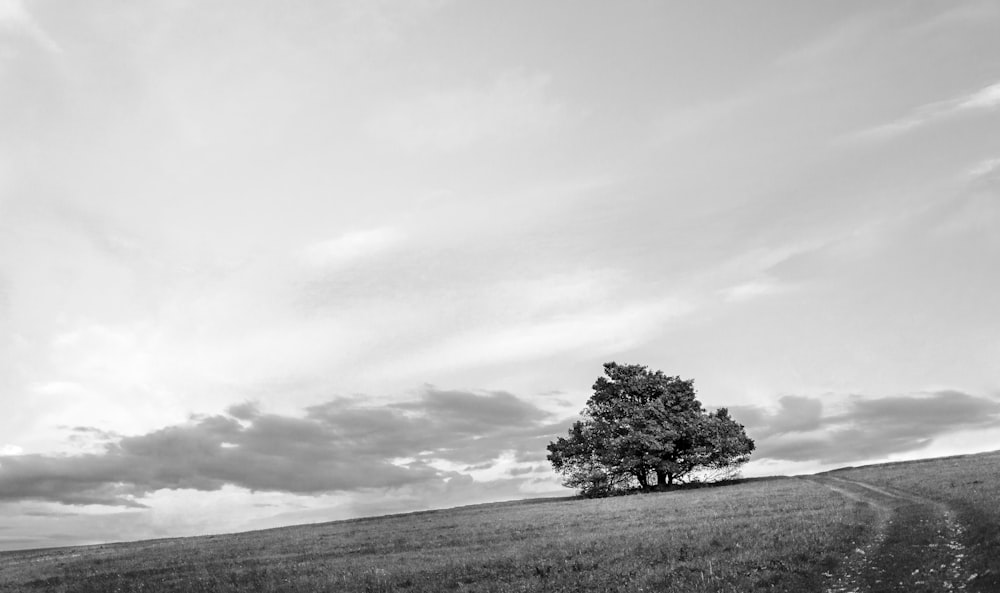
[{"x1": 1, "y1": 450, "x2": 998, "y2": 592}]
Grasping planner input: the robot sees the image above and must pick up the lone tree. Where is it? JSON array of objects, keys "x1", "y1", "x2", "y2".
[{"x1": 547, "y1": 362, "x2": 755, "y2": 497}]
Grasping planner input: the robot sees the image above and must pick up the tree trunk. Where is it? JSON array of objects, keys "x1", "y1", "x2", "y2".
[{"x1": 655, "y1": 470, "x2": 674, "y2": 488}]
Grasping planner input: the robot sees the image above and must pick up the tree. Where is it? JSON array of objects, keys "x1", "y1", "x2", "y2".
[{"x1": 547, "y1": 362, "x2": 754, "y2": 496}]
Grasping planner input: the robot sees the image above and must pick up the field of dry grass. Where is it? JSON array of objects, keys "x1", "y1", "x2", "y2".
[
  {"x1": 830, "y1": 450, "x2": 1000, "y2": 591},
  {"x1": 2, "y1": 450, "x2": 998, "y2": 593},
  {"x1": 0, "y1": 477, "x2": 871, "y2": 593}
]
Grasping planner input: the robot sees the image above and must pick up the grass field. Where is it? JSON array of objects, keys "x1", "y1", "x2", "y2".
[
  {"x1": 830, "y1": 450, "x2": 1000, "y2": 591},
  {"x1": 1, "y1": 450, "x2": 997, "y2": 593}
]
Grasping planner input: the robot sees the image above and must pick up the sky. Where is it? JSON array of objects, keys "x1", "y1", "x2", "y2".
[{"x1": 1, "y1": 0, "x2": 999, "y2": 551}]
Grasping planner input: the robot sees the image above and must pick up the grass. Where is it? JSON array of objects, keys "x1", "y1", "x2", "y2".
[
  {"x1": 830, "y1": 449, "x2": 1000, "y2": 591},
  {"x1": 0, "y1": 477, "x2": 873, "y2": 593},
  {"x1": 3, "y1": 450, "x2": 998, "y2": 592}
]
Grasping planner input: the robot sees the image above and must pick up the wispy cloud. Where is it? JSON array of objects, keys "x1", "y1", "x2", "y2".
[
  {"x1": 299, "y1": 227, "x2": 405, "y2": 269},
  {"x1": 392, "y1": 298, "x2": 693, "y2": 376},
  {"x1": 852, "y1": 80, "x2": 1000, "y2": 141},
  {"x1": 956, "y1": 81, "x2": 1000, "y2": 110},
  {"x1": 903, "y1": 2, "x2": 1000, "y2": 37},
  {"x1": 966, "y1": 156, "x2": 1000, "y2": 180},
  {"x1": 0, "y1": 0, "x2": 60, "y2": 53},
  {"x1": 774, "y1": 13, "x2": 881, "y2": 68},
  {"x1": 368, "y1": 71, "x2": 566, "y2": 151},
  {"x1": 652, "y1": 92, "x2": 760, "y2": 144},
  {"x1": 720, "y1": 278, "x2": 787, "y2": 303}
]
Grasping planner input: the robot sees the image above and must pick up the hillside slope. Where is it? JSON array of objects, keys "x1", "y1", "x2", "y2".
[
  {"x1": 0, "y1": 450, "x2": 997, "y2": 592},
  {"x1": 827, "y1": 450, "x2": 1000, "y2": 591}
]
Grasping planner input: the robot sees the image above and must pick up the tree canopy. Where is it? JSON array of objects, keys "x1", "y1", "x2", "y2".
[{"x1": 547, "y1": 362, "x2": 755, "y2": 497}]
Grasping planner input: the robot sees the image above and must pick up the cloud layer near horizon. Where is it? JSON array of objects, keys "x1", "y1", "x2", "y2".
[
  {"x1": 0, "y1": 388, "x2": 562, "y2": 507},
  {"x1": 735, "y1": 390, "x2": 1000, "y2": 464},
  {"x1": 3, "y1": 388, "x2": 999, "y2": 509}
]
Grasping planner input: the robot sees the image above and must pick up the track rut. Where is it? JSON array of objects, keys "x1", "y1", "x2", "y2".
[{"x1": 804, "y1": 475, "x2": 975, "y2": 593}]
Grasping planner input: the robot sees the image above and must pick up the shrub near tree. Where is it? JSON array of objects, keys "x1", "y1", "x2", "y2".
[{"x1": 547, "y1": 362, "x2": 755, "y2": 497}]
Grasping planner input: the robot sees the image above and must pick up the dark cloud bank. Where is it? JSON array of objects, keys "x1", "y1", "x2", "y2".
[
  {"x1": 0, "y1": 389, "x2": 563, "y2": 507},
  {"x1": 2, "y1": 388, "x2": 998, "y2": 508},
  {"x1": 732, "y1": 390, "x2": 1000, "y2": 464}
]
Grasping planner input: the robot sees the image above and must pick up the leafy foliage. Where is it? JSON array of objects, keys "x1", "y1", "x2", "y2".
[{"x1": 547, "y1": 362, "x2": 755, "y2": 496}]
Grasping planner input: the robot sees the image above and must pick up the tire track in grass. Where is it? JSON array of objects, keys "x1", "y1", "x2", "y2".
[
  {"x1": 805, "y1": 475, "x2": 974, "y2": 593},
  {"x1": 802, "y1": 476, "x2": 893, "y2": 593}
]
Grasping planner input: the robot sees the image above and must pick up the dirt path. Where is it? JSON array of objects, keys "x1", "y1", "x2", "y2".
[{"x1": 804, "y1": 475, "x2": 974, "y2": 593}]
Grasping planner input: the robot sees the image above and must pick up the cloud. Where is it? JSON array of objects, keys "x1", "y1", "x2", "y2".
[
  {"x1": 226, "y1": 401, "x2": 260, "y2": 421},
  {"x1": 0, "y1": 0, "x2": 24, "y2": 24},
  {"x1": 299, "y1": 227, "x2": 405, "y2": 269},
  {"x1": 0, "y1": 0, "x2": 60, "y2": 53},
  {"x1": 734, "y1": 390, "x2": 1000, "y2": 464},
  {"x1": 1, "y1": 444, "x2": 22, "y2": 456},
  {"x1": 734, "y1": 395, "x2": 825, "y2": 438},
  {"x1": 391, "y1": 299, "x2": 693, "y2": 376},
  {"x1": 0, "y1": 388, "x2": 562, "y2": 507},
  {"x1": 774, "y1": 13, "x2": 880, "y2": 68},
  {"x1": 368, "y1": 71, "x2": 566, "y2": 151},
  {"x1": 392, "y1": 389, "x2": 548, "y2": 434},
  {"x1": 966, "y1": 156, "x2": 1000, "y2": 180},
  {"x1": 720, "y1": 279, "x2": 787, "y2": 303},
  {"x1": 903, "y1": 2, "x2": 1000, "y2": 37},
  {"x1": 852, "y1": 80, "x2": 1000, "y2": 141},
  {"x1": 931, "y1": 189, "x2": 1000, "y2": 239},
  {"x1": 653, "y1": 92, "x2": 760, "y2": 144},
  {"x1": 956, "y1": 81, "x2": 1000, "y2": 110}
]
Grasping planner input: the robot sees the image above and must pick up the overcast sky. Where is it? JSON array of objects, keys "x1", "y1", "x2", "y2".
[{"x1": 2, "y1": 0, "x2": 999, "y2": 551}]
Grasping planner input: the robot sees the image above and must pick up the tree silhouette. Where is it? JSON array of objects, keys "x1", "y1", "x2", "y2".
[{"x1": 547, "y1": 362, "x2": 754, "y2": 496}]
